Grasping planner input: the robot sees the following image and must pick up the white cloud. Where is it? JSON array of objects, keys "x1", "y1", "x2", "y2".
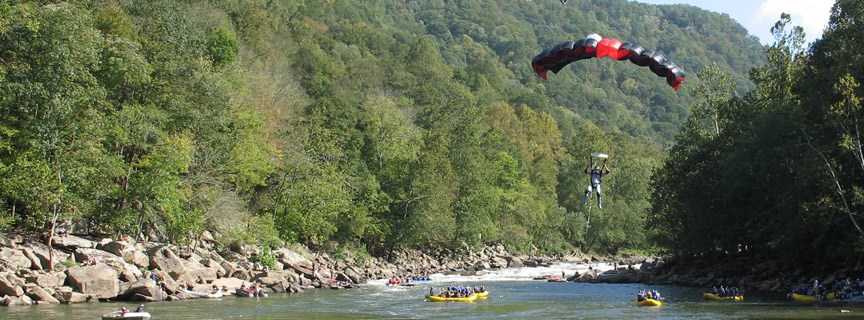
[{"x1": 756, "y1": 0, "x2": 833, "y2": 42}]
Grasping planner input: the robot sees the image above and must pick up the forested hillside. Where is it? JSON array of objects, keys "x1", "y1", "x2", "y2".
[
  {"x1": 0, "y1": 0, "x2": 764, "y2": 257},
  {"x1": 406, "y1": 0, "x2": 764, "y2": 146},
  {"x1": 652, "y1": 0, "x2": 864, "y2": 270}
]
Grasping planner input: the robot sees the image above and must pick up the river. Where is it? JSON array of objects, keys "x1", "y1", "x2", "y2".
[{"x1": 2, "y1": 262, "x2": 862, "y2": 319}]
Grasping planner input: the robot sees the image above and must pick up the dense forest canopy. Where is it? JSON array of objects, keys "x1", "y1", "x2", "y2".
[
  {"x1": 0, "y1": 0, "x2": 779, "y2": 258},
  {"x1": 651, "y1": 1, "x2": 864, "y2": 268}
]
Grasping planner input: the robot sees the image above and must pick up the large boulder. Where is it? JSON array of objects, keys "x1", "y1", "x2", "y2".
[
  {"x1": 206, "y1": 251, "x2": 227, "y2": 264},
  {"x1": 54, "y1": 287, "x2": 96, "y2": 304},
  {"x1": 490, "y1": 257, "x2": 508, "y2": 269},
  {"x1": 275, "y1": 248, "x2": 313, "y2": 269},
  {"x1": 148, "y1": 246, "x2": 186, "y2": 280},
  {"x1": 73, "y1": 248, "x2": 118, "y2": 264},
  {"x1": 0, "y1": 234, "x2": 17, "y2": 248},
  {"x1": 577, "y1": 268, "x2": 598, "y2": 282},
  {"x1": 65, "y1": 264, "x2": 120, "y2": 299},
  {"x1": 376, "y1": 268, "x2": 396, "y2": 280},
  {"x1": 74, "y1": 248, "x2": 139, "y2": 282},
  {"x1": 0, "y1": 294, "x2": 33, "y2": 306},
  {"x1": 210, "y1": 277, "x2": 246, "y2": 291},
  {"x1": 96, "y1": 240, "x2": 132, "y2": 257},
  {"x1": 24, "y1": 283, "x2": 60, "y2": 304},
  {"x1": 148, "y1": 270, "x2": 179, "y2": 294},
  {"x1": 7, "y1": 234, "x2": 25, "y2": 245},
  {"x1": 21, "y1": 248, "x2": 44, "y2": 270},
  {"x1": 121, "y1": 250, "x2": 147, "y2": 269},
  {"x1": 426, "y1": 257, "x2": 440, "y2": 270},
  {"x1": 597, "y1": 270, "x2": 638, "y2": 283},
  {"x1": 4, "y1": 272, "x2": 25, "y2": 287},
  {"x1": 0, "y1": 272, "x2": 24, "y2": 296},
  {"x1": 342, "y1": 266, "x2": 366, "y2": 284},
  {"x1": 287, "y1": 283, "x2": 304, "y2": 293},
  {"x1": 289, "y1": 263, "x2": 316, "y2": 279},
  {"x1": 334, "y1": 260, "x2": 348, "y2": 271},
  {"x1": 26, "y1": 244, "x2": 70, "y2": 271},
  {"x1": 0, "y1": 247, "x2": 32, "y2": 270},
  {"x1": 200, "y1": 257, "x2": 226, "y2": 278},
  {"x1": 257, "y1": 269, "x2": 300, "y2": 284},
  {"x1": 253, "y1": 271, "x2": 290, "y2": 293},
  {"x1": 177, "y1": 262, "x2": 218, "y2": 286},
  {"x1": 506, "y1": 256, "x2": 524, "y2": 268},
  {"x1": 220, "y1": 260, "x2": 246, "y2": 279},
  {"x1": 25, "y1": 271, "x2": 67, "y2": 288},
  {"x1": 52, "y1": 235, "x2": 94, "y2": 249},
  {"x1": 119, "y1": 277, "x2": 164, "y2": 302},
  {"x1": 102, "y1": 257, "x2": 142, "y2": 283},
  {"x1": 476, "y1": 251, "x2": 489, "y2": 262},
  {"x1": 473, "y1": 261, "x2": 491, "y2": 270},
  {"x1": 0, "y1": 296, "x2": 14, "y2": 307},
  {"x1": 298, "y1": 276, "x2": 313, "y2": 288},
  {"x1": 443, "y1": 261, "x2": 460, "y2": 271}
]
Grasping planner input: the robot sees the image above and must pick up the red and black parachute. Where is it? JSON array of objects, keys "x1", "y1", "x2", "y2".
[{"x1": 532, "y1": 34, "x2": 685, "y2": 91}]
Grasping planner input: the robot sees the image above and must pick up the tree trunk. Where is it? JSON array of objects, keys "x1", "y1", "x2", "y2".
[
  {"x1": 47, "y1": 208, "x2": 60, "y2": 272},
  {"x1": 47, "y1": 157, "x2": 63, "y2": 273}
]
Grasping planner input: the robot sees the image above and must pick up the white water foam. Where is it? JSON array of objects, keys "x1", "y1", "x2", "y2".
[{"x1": 368, "y1": 261, "x2": 641, "y2": 285}]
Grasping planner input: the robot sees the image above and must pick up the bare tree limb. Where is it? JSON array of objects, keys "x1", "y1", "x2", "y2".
[{"x1": 802, "y1": 128, "x2": 864, "y2": 238}]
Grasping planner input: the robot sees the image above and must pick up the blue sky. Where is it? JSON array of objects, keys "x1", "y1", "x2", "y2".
[{"x1": 630, "y1": 0, "x2": 834, "y2": 44}]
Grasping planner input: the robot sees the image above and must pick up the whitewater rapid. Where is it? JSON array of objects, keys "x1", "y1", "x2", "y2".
[{"x1": 368, "y1": 260, "x2": 641, "y2": 285}]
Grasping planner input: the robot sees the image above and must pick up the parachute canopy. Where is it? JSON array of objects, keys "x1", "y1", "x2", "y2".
[{"x1": 532, "y1": 33, "x2": 685, "y2": 91}]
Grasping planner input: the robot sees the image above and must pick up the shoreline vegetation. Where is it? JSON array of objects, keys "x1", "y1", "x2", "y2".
[{"x1": 0, "y1": 231, "x2": 854, "y2": 308}]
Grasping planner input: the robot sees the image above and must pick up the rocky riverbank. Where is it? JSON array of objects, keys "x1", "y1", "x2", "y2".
[
  {"x1": 0, "y1": 232, "x2": 613, "y2": 307},
  {"x1": 576, "y1": 253, "x2": 864, "y2": 297},
  {"x1": 7, "y1": 230, "x2": 830, "y2": 308}
]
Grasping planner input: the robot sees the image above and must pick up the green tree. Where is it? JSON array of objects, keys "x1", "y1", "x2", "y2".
[
  {"x1": 207, "y1": 27, "x2": 239, "y2": 68},
  {"x1": 0, "y1": 2, "x2": 116, "y2": 270},
  {"x1": 690, "y1": 64, "x2": 738, "y2": 136},
  {"x1": 130, "y1": 134, "x2": 196, "y2": 243},
  {"x1": 397, "y1": 133, "x2": 459, "y2": 249}
]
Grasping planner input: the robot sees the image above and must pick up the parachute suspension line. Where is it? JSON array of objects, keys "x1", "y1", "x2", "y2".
[{"x1": 586, "y1": 200, "x2": 592, "y2": 235}]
